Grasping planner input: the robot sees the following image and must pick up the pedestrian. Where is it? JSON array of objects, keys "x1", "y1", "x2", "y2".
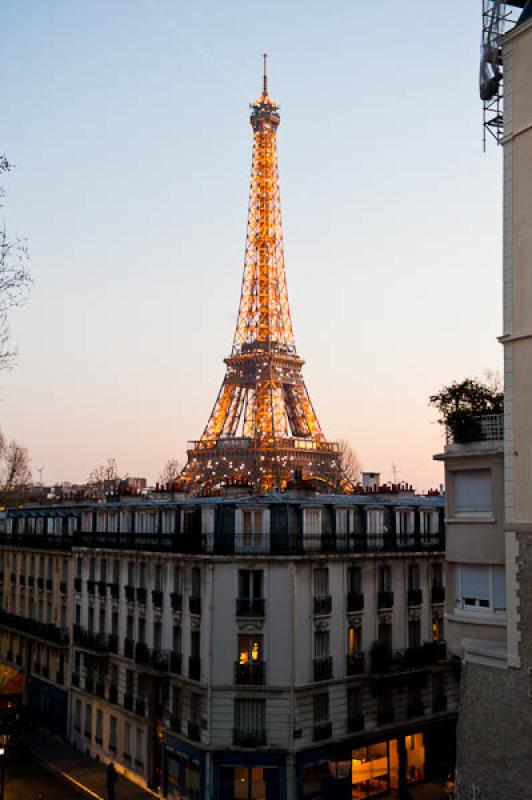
[{"x1": 107, "y1": 762, "x2": 119, "y2": 800}]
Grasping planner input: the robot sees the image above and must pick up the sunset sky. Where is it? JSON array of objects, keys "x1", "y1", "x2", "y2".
[{"x1": 0, "y1": 1, "x2": 502, "y2": 490}]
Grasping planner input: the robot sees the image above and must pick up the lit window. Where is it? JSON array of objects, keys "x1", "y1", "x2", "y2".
[{"x1": 239, "y1": 634, "x2": 262, "y2": 664}]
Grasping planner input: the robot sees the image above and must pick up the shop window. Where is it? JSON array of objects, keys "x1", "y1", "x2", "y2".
[
  {"x1": 454, "y1": 469, "x2": 492, "y2": 514},
  {"x1": 239, "y1": 634, "x2": 263, "y2": 664},
  {"x1": 405, "y1": 734, "x2": 425, "y2": 784},
  {"x1": 352, "y1": 742, "x2": 390, "y2": 799}
]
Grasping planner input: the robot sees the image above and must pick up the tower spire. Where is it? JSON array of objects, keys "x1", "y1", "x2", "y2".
[
  {"x1": 262, "y1": 53, "x2": 268, "y2": 96},
  {"x1": 181, "y1": 69, "x2": 341, "y2": 493}
]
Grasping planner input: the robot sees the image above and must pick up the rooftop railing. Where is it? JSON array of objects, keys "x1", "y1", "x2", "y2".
[{"x1": 446, "y1": 413, "x2": 503, "y2": 444}]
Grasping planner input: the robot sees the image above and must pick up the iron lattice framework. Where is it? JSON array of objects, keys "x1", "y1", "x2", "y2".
[{"x1": 182, "y1": 60, "x2": 340, "y2": 492}]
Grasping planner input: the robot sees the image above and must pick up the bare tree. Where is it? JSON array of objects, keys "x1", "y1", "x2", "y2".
[
  {"x1": 336, "y1": 438, "x2": 362, "y2": 489},
  {"x1": 2, "y1": 440, "x2": 31, "y2": 489},
  {"x1": 0, "y1": 156, "x2": 32, "y2": 370},
  {"x1": 88, "y1": 458, "x2": 120, "y2": 495},
  {"x1": 159, "y1": 458, "x2": 181, "y2": 487}
]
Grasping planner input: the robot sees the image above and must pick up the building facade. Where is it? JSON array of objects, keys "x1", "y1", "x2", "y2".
[{"x1": 0, "y1": 492, "x2": 456, "y2": 799}]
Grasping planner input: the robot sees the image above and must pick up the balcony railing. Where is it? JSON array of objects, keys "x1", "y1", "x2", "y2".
[
  {"x1": 73, "y1": 625, "x2": 108, "y2": 654},
  {"x1": 313, "y1": 722, "x2": 332, "y2": 742},
  {"x1": 234, "y1": 661, "x2": 266, "y2": 685},
  {"x1": 378, "y1": 591, "x2": 394, "y2": 609},
  {"x1": 431, "y1": 585, "x2": 445, "y2": 604},
  {"x1": 408, "y1": 589, "x2": 423, "y2": 606},
  {"x1": 446, "y1": 413, "x2": 504, "y2": 445},
  {"x1": 348, "y1": 714, "x2": 365, "y2": 733},
  {"x1": 0, "y1": 529, "x2": 445, "y2": 556},
  {"x1": 370, "y1": 641, "x2": 447, "y2": 674},
  {"x1": 313, "y1": 656, "x2": 333, "y2": 682},
  {"x1": 233, "y1": 729, "x2": 266, "y2": 747},
  {"x1": 314, "y1": 596, "x2": 332, "y2": 616},
  {"x1": 346, "y1": 654, "x2": 365, "y2": 676},
  {"x1": 0, "y1": 610, "x2": 69, "y2": 645},
  {"x1": 347, "y1": 592, "x2": 364, "y2": 612},
  {"x1": 189, "y1": 656, "x2": 201, "y2": 681},
  {"x1": 236, "y1": 597, "x2": 265, "y2": 617}
]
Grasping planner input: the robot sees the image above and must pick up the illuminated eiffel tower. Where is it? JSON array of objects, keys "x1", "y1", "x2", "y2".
[{"x1": 182, "y1": 58, "x2": 339, "y2": 492}]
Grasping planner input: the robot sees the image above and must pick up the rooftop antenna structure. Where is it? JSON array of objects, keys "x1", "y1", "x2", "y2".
[{"x1": 480, "y1": 1, "x2": 525, "y2": 150}]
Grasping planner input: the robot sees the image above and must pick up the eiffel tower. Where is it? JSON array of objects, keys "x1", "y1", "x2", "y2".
[{"x1": 182, "y1": 58, "x2": 340, "y2": 492}]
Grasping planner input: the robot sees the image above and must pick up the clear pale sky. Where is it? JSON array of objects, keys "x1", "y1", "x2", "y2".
[{"x1": 0, "y1": 1, "x2": 502, "y2": 490}]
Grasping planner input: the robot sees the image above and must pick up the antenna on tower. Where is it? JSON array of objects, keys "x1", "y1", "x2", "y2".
[{"x1": 262, "y1": 53, "x2": 268, "y2": 95}]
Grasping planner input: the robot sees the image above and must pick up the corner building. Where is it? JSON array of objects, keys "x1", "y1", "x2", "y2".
[{"x1": 1, "y1": 493, "x2": 456, "y2": 799}]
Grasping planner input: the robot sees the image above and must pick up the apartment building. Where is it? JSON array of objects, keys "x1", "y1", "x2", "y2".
[{"x1": 0, "y1": 493, "x2": 456, "y2": 799}]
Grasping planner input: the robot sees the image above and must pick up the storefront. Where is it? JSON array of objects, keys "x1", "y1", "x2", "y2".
[
  {"x1": 162, "y1": 734, "x2": 204, "y2": 800},
  {"x1": 212, "y1": 752, "x2": 285, "y2": 800}
]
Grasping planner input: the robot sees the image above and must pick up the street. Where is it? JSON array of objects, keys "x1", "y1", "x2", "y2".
[{"x1": 3, "y1": 759, "x2": 81, "y2": 800}]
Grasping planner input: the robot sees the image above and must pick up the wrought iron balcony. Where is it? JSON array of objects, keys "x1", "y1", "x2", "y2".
[
  {"x1": 313, "y1": 656, "x2": 333, "y2": 682},
  {"x1": 0, "y1": 609, "x2": 69, "y2": 645},
  {"x1": 109, "y1": 583, "x2": 119, "y2": 600},
  {"x1": 346, "y1": 654, "x2": 365, "y2": 676},
  {"x1": 170, "y1": 592, "x2": 182, "y2": 611},
  {"x1": 378, "y1": 591, "x2": 394, "y2": 609},
  {"x1": 236, "y1": 597, "x2": 265, "y2": 617},
  {"x1": 152, "y1": 590, "x2": 163, "y2": 608},
  {"x1": 431, "y1": 585, "x2": 445, "y2": 604},
  {"x1": 189, "y1": 656, "x2": 201, "y2": 681},
  {"x1": 370, "y1": 641, "x2": 447, "y2": 674},
  {"x1": 314, "y1": 595, "x2": 332, "y2": 616},
  {"x1": 234, "y1": 661, "x2": 266, "y2": 685},
  {"x1": 73, "y1": 625, "x2": 108, "y2": 654},
  {"x1": 233, "y1": 729, "x2": 266, "y2": 747},
  {"x1": 313, "y1": 722, "x2": 332, "y2": 742},
  {"x1": 125, "y1": 585, "x2": 135, "y2": 602},
  {"x1": 189, "y1": 595, "x2": 201, "y2": 615},
  {"x1": 98, "y1": 581, "x2": 107, "y2": 597},
  {"x1": 408, "y1": 589, "x2": 423, "y2": 606},
  {"x1": 348, "y1": 714, "x2": 365, "y2": 733},
  {"x1": 347, "y1": 592, "x2": 364, "y2": 612}
]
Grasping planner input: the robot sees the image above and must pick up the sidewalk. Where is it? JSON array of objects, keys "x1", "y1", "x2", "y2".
[{"x1": 28, "y1": 729, "x2": 159, "y2": 800}]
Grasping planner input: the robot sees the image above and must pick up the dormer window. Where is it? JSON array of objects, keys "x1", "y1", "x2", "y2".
[
  {"x1": 303, "y1": 508, "x2": 322, "y2": 535},
  {"x1": 366, "y1": 508, "x2": 384, "y2": 537},
  {"x1": 420, "y1": 509, "x2": 440, "y2": 537},
  {"x1": 235, "y1": 508, "x2": 270, "y2": 553},
  {"x1": 201, "y1": 507, "x2": 215, "y2": 535},
  {"x1": 396, "y1": 509, "x2": 415, "y2": 539},
  {"x1": 336, "y1": 508, "x2": 354, "y2": 535}
]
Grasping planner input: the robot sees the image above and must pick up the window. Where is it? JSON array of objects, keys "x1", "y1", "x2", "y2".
[
  {"x1": 366, "y1": 508, "x2": 384, "y2": 536},
  {"x1": 348, "y1": 687, "x2": 362, "y2": 721},
  {"x1": 89, "y1": 558, "x2": 95, "y2": 581},
  {"x1": 126, "y1": 615, "x2": 134, "y2": 640},
  {"x1": 112, "y1": 560, "x2": 119, "y2": 584},
  {"x1": 314, "y1": 631, "x2": 330, "y2": 659},
  {"x1": 396, "y1": 509, "x2": 415, "y2": 536},
  {"x1": 112, "y1": 611, "x2": 118, "y2": 637},
  {"x1": 336, "y1": 508, "x2": 354, "y2": 535},
  {"x1": 313, "y1": 568, "x2": 329, "y2": 597},
  {"x1": 432, "y1": 616, "x2": 444, "y2": 641},
  {"x1": 88, "y1": 607, "x2": 94, "y2": 633},
  {"x1": 408, "y1": 564, "x2": 420, "y2": 591},
  {"x1": 348, "y1": 625, "x2": 362, "y2": 656},
  {"x1": 313, "y1": 693, "x2": 329, "y2": 724},
  {"x1": 61, "y1": 558, "x2": 68, "y2": 581},
  {"x1": 347, "y1": 566, "x2": 361, "y2": 594},
  {"x1": 191, "y1": 567, "x2": 201, "y2": 597},
  {"x1": 139, "y1": 562, "x2": 147, "y2": 589},
  {"x1": 303, "y1": 509, "x2": 322, "y2": 535},
  {"x1": 124, "y1": 722, "x2": 132, "y2": 758},
  {"x1": 110, "y1": 664, "x2": 118, "y2": 686},
  {"x1": 154, "y1": 621, "x2": 162, "y2": 651},
  {"x1": 431, "y1": 563, "x2": 443, "y2": 588},
  {"x1": 201, "y1": 507, "x2": 215, "y2": 535},
  {"x1": 239, "y1": 634, "x2": 263, "y2": 664},
  {"x1": 126, "y1": 669, "x2": 134, "y2": 696},
  {"x1": 378, "y1": 622, "x2": 392, "y2": 650},
  {"x1": 408, "y1": 619, "x2": 421, "y2": 649},
  {"x1": 235, "y1": 699, "x2": 265, "y2": 734},
  {"x1": 99, "y1": 608, "x2": 105, "y2": 634},
  {"x1": 138, "y1": 618, "x2": 146, "y2": 644},
  {"x1": 173, "y1": 565, "x2": 183, "y2": 593},
  {"x1": 191, "y1": 692, "x2": 201, "y2": 723},
  {"x1": 378, "y1": 565, "x2": 391, "y2": 592},
  {"x1": 109, "y1": 716, "x2": 117, "y2": 752},
  {"x1": 135, "y1": 728, "x2": 144, "y2": 766},
  {"x1": 191, "y1": 630, "x2": 200, "y2": 659},
  {"x1": 84, "y1": 703, "x2": 93, "y2": 739},
  {"x1": 238, "y1": 569, "x2": 263, "y2": 600},
  {"x1": 100, "y1": 559, "x2": 107, "y2": 582},
  {"x1": 454, "y1": 470, "x2": 492, "y2": 514},
  {"x1": 173, "y1": 625, "x2": 181, "y2": 654},
  {"x1": 155, "y1": 564, "x2": 163, "y2": 592},
  {"x1": 95, "y1": 709, "x2": 103, "y2": 744},
  {"x1": 127, "y1": 561, "x2": 135, "y2": 586},
  {"x1": 172, "y1": 686, "x2": 182, "y2": 720},
  {"x1": 456, "y1": 565, "x2": 506, "y2": 611},
  {"x1": 242, "y1": 510, "x2": 265, "y2": 547},
  {"x1": 420, "y1": 510, "x2": 440, "y2": 536},
  {"x1": 74, "y1": 699, "x2": 82, "y2": 732}
]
